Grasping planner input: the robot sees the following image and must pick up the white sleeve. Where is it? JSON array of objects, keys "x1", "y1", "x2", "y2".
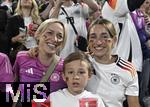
[
  {"x1": 81, "y1": 3, "x2": 89, "y2": 19},
  {"x1": 125, "y1": 74, "x2": 139, "y2": 96},
  {"x1": 97, "y1": 96, "x2": 106, "y2": 107},
  {"x1": 50, "y1": 92, "x2": 55, "y2": 103},
  {"x1": 102, "y1": 0, "x2": 129, "y2": 17}
]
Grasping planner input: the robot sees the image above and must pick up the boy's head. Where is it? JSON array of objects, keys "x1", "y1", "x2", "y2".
[{"x1": 62, "y1": 52, "x2": 93, "y2": 95}]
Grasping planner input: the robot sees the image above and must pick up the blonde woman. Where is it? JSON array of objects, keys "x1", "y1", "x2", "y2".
[
  {"x1": 4, "y1": 0, "x2": 42, "y2": 65},
  {"x1": 15, "y1": 0, "x2": 41, "y2": 24},
  {"x1": 13, "y1": 18, "x2": 67, "y2": 93},
  {"x1": 11, "y1": 18, "x2": 67, "y2": 107}
]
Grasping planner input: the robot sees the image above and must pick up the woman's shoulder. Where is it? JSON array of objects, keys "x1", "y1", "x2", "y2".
[
  {"x1": 58, "y1": 57, "x2": 64, "y2": 65},
  {"x1": 116, "y1": 56, "x2": 137, "y2": 77},
  {"x1": 0, "y1": 52, "x2": 9, "y2": 64},
  {"x1": 83, "y1": 90, "x2": 100, "y2": 97},
  {"x1": 16, "y1": 51, "x2": 32, "y2": 61},
  {"x1": 7, "y1": 15, "x2": 24, "y2": 27},
  {"x1": 0, "y1": 52, "x2": 8, "y2": 58},
  {"x1": 17, "y1": 51, "x2": 29, "y2": 56},
  {"x1": 8, "y1": 14, "x2": 22, "y2": 20},
  {"x1": 55, "y1": 57, "x2": 64, "y2": 71},
  {"x1": 50, "y1": 89, "x2": 65, "y2": 98},
  {"x1": 15, "y1": 51, "x2": 38, "y2": 67},
  {"x1": 116, "y1": 56, "x2": 135, "y2": 69}
]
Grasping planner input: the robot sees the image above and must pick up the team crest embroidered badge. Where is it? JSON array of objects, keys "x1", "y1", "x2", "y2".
[
  {"x1": 50, "y1": 73, "x2": 60, "y2": 82},
  {"x1": 110, "y1": 73, "x2": 120, "y2": 84}
]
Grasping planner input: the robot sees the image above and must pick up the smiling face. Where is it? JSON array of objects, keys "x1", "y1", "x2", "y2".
[
  {"x1": 88, "y1": 24, "x2": 116, "y2": 59},
  {"x1": 38, "y1": 22, "x2": 64, "y2": 55},
  {"x1": 63, "y1": 60, "x2": 90, "y2": 95}
]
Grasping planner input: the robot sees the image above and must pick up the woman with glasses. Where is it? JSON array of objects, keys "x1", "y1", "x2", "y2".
[{"x1": 86, "y1": 18, "x2": 140, "y2": 107}]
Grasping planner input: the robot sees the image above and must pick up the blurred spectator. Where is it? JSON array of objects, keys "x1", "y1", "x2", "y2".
[
  {"x1": 0, "y1": 7, "x2": 8, "y2": 53},
  {"x1": 131, "y1": 9, "x2": 150, "y2": 60},
  {"x1": 4, "y1": 0, "x2": 42, "y2": 65},
  {"x1": 0, "y1": 52, "x2": 13, "y2": 82},
  {"x1": 131, "y1": 1, "x2": 150, "y2": 106},
  {"x1": 140, "y1": 0, "x2": 150, "y2": 16},
  {"x1": 0, "y1": 52, "x2": 14, "y2": 92},
  {"x1": 0, "y1": 6, "x2": 8, "y2": 32},
  {"x1": 86, "y1": 0, "x2": 102, "y2": 28},
  {"x1": 1, "y1": 0, "x2": 13, "y2": 15},
  {"x1": 39, "y1": 0, "x2": 55, "y2": 21},
  {"x1": 49, "y1": 0, "x2": 98, "y2": 58}
]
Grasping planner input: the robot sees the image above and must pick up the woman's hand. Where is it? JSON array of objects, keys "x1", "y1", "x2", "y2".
[{"x1": 11, "y1": 34, "x2": 26, "y2": 43}]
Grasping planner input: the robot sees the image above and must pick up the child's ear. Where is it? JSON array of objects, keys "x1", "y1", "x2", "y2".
[
  {"x1": 88, "y1": 70, "x2": 93, "y2": 79},
  {"x1": 62, "y1": 73, "x2": 66, "y2": 82}
]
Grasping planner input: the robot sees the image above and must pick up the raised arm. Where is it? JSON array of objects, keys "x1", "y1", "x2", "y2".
[
  {"x1": 49, "y1": 0, "x2": 65, "y2": 18},
  {"x1": 40, "y1": 1, "x2": 54, "y2": 20},
  {"x1": 105, "y1": 0, "x2": 145, "y2": 12},
  {"x1": 81, "y1": 0, "x2": 99, "y2": 12}
]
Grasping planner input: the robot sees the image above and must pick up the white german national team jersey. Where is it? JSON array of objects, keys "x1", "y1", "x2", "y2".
[
  {"x1": 86, "y1": 55, "x2": 139, "y2": 107},
  {"x1": 102, "y1": 0, "x2": 143, "y2": 72},
  {"x1": 50, "y1": 88, "x2": 106, "y2": 107},
  {"x1": 49, "y1": 3, "x2": 89, "y2": 58}
]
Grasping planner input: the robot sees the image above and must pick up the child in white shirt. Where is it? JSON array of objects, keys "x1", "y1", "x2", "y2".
[{"x1": 50, "y1": 52, "x2": 105, "y2": 107}]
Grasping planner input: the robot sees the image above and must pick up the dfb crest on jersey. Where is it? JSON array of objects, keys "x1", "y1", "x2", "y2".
[{"x1": 110, "y1": 73, "x2": 120, "y2": 84}]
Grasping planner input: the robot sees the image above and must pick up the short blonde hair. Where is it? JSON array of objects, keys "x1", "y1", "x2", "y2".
[{"x1": 35, "y1": 18, "x2": 67, "y2": 49}]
